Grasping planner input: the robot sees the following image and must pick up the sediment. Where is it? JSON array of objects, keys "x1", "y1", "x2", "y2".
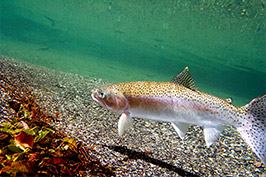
[{"x1": 1, "y1": 56, "x2": 265, "y2": 176}]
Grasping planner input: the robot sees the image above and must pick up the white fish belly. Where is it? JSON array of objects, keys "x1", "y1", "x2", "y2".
[
  {"x1": 129, "y1": 96, "x2": 231, "y2": 127},
  {"x1": 131, "y1": 108, "x2": 226, "y2": 127}
]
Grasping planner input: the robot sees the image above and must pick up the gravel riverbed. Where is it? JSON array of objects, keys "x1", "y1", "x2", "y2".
[{"x1": 1, "y1": 56, "x2": 265, "y2": 176}]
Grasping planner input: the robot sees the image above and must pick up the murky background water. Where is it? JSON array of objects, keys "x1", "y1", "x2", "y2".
[{"x1": 1, "y1": 0, "x2": 265, "y2": 106}]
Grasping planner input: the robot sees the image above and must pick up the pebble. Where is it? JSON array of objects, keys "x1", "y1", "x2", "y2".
[
  {"x1": 254, "y1": 162, "x2": 262, "y2": 168},
  {"x1": 234, "y1": 146, "x2": 242, "y2": 152}
]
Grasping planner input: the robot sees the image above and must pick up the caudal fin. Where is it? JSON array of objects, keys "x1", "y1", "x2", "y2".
[{"x1": 237, "y1": 94, "x2": 266, "y2": 164}]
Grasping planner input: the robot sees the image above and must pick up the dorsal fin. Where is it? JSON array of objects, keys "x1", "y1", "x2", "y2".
[{"x1": 171, "y1": 67, "x2": 200, "y2": 91}]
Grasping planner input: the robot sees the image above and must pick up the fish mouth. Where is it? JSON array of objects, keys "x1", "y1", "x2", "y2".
[
  {"x1": 91, "y1": 90, "x2": 98, "y2": 102},
  {"x1": 91, "y1": 91, "x2": 107, "y2": 108}
]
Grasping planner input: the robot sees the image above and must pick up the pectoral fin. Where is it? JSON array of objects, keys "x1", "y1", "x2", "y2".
[
  {"x1": 118, "y1": 112, "x2": 133, "y2": 136},
  {"x1": 204, "y1": 125, "x2": 224, "y2": 147},
  {"x1": 171, "y1": 122, "x2": 190, "y2": 139}
]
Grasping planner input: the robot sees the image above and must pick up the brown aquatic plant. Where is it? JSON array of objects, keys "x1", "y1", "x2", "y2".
[{"x1": 14, "y1": 131, "x2": 34, "y2": 151}]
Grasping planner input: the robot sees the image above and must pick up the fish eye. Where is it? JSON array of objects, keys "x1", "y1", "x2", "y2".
[{"x1": 98, "y1": 91, "x2": 107, "y2": 99}]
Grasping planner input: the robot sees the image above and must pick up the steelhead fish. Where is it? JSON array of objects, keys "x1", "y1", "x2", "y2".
[{"x1": 91, "y1": 67, "x2": 266, "y2": 164}]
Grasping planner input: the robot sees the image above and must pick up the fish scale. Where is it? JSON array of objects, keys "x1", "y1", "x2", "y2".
[{"x1": 92, "y1": 67, "x2": 266, "y2": 164}]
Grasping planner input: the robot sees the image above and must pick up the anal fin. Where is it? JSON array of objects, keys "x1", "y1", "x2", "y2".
[
  {"x1": 118, "y1": 112, "x2": 133, "y2": 136},
  {"x1": 204, "y1": 125, "x2": 224, "y2": 147},
  {"x1": 172, "y1": 122, "x2": 190, "y2": 139}
]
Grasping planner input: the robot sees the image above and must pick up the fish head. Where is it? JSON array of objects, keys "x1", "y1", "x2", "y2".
[{"x1": 91, "y1": 85, "x2": 129, "y2": 114}]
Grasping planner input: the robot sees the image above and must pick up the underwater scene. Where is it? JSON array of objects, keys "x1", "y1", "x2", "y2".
[{"x1": 1, "y1": 0, "x2": 266, "y2": 176}]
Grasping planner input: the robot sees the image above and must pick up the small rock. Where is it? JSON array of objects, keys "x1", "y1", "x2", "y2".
[
  {"x1": 234, "y1": 147, "x2": 242, "y2": 152},
  {"x1": 254, "y1": 162, "x2": 262, "y2": 167}
]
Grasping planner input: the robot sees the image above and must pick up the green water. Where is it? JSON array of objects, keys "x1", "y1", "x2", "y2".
[{"x1": 1, "y1": 0, "x2": 265, "y2": 106}]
